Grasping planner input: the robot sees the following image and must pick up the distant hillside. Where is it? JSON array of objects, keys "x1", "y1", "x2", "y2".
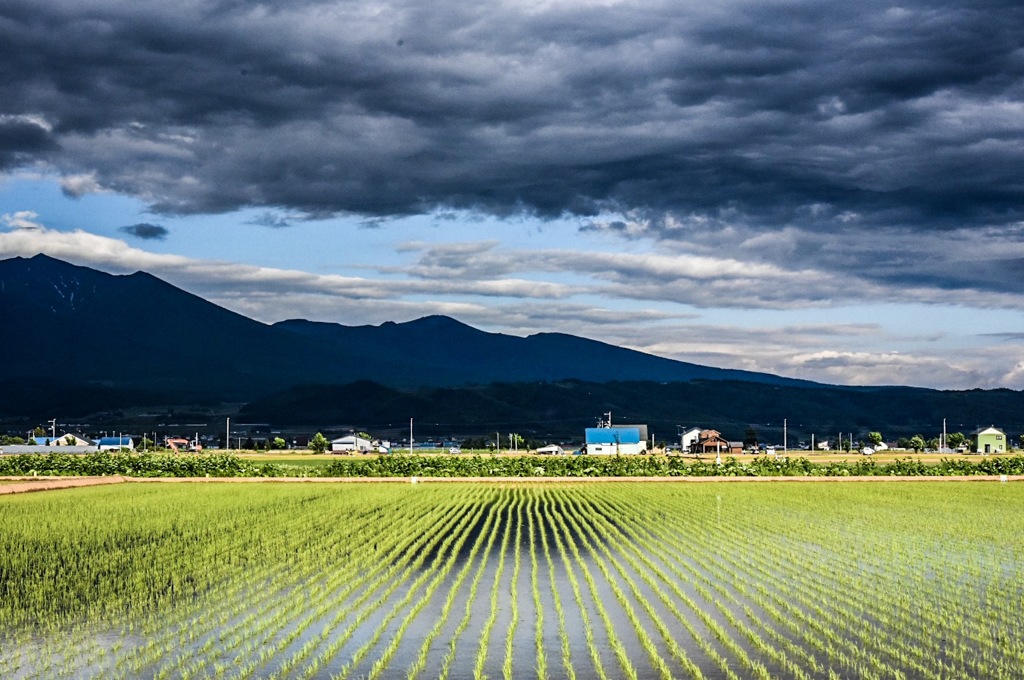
[
  {"x1": 0, "y1": 254, "x2": 806, "y2": 418},
  {"x1": 239, "y1": 380, "x2": 1024, "y2": 443}
]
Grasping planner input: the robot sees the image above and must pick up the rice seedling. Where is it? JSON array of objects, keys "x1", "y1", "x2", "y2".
[{"x1": 2, "y1": 480, "x2": 1022, "y2": 679}]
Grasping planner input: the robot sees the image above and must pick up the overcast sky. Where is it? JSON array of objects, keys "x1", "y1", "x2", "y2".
[{"x1": 2, "y1": 0, "x2": 1023, "y2": 389}]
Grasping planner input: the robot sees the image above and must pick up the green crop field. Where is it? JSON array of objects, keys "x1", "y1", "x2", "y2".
[{"x1": 1, "y1": 481, "x2": 1022, "y2": 679}]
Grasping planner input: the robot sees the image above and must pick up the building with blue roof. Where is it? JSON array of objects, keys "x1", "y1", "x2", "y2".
[
  {"x1": 97, "y1": 436, "x2": 135, "y2": 451},
  {"x1": 584, "y1": 426, "x2": 647, "y2": 455}
]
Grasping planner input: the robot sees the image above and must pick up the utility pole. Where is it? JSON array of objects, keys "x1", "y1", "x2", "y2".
[
  {"x1": 409, "y1": 418, "x2": 413, "y2": 454},
  {"x1": 226, "y1": 417, "x2": 230, "y2": 452},
  {"x1": 783, "y1": 418, "x2": 787, "y2": 455},
  {"x1": 48, "y1": 418, "x2": 56, "y2": 440}
]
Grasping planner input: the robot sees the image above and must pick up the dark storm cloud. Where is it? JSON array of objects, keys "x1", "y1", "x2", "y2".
[
  {"x1": 119, "y1": 223, "x2": 168, "y2": 240},
  {"x1": 1, "y1": 0, "x2": 1023, "y2": 234}
]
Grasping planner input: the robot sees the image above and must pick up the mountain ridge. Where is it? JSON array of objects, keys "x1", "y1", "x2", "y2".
[{"x1": 1, "y1": 254, "x2": 807, "y2": 407}]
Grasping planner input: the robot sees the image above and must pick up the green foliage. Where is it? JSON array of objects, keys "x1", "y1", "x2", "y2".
[
  {"x1": 271, "y1": 437, "x2": 287, "y2": 450},
  {"x1": 946, "y1": 432, "x2": 966, "y2": 449},
  {"x1": 309, "y1": 432, "x2": 329, "y2": 454},
  {"x1": 909, "y1": 434, "x2": 926, "y2": 452},
  {"x1": 867, "y1": 431, "x2": 883, "y2": 446},
  {"x1": 5, "y1": 451, "x2": 1024, "y2": 479}
]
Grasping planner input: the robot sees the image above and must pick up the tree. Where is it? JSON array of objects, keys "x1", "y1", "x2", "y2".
[
  {"x1": 309, "y1": 432, "x2": 329, "y2": 454},
  {"x1": 926, "y1": 437, "x2": 940, "y2": 451},
  {"x1": 867, "y1": 432, "x2": 883, "y2": 447},
  {"x1": 908, "y1": 435, "x2": 926, "y2": 453},
  {"x1": 271, "y1": 437, "x2": 287, "y2": 450},
  {"x1": 946, "y1": 432, "x2": 966, "y2": 450}
]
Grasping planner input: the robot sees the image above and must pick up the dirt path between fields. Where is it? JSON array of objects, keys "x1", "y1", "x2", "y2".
[
  {"x1": 0, "y1": 476, "x2": 129, "y2": 495},
  {"x1": 2, "y1": 474, "x2": 1022, "y2": 495}
]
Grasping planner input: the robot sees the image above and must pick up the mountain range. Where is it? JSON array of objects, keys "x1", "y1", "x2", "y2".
[
  {"x1": 2, "y1": 254, "x2": 1022, "y2": 440},
  {"x1": 0, "y1": 253, "x2": 804, "y2": 402}
]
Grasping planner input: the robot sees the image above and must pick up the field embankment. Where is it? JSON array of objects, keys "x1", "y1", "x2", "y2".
[{"x1": 3, "y1": 450, "x2": 1024, "y2": 479}]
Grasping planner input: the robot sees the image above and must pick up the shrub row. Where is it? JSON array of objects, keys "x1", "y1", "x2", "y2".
[{"x1": 4, "y1": 451, "x2": 1024, "y2": 478}]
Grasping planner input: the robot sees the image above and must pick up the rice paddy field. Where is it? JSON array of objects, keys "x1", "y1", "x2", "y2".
[{"x1": 1, "y1": 481, "x2": 1022, "y2": 679}]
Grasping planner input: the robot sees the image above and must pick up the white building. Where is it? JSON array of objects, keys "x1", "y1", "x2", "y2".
[
  {"x1": 331, "y1": 435, "x2": 373, "y2": 453},
  {"x1": 678, "y1": 427, "x2": 702, "y2": 451}
]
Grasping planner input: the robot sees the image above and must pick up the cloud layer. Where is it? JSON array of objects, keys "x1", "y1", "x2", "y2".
[{"x1": 1, "y1": 0, "x2": 1022, "y2": 232}]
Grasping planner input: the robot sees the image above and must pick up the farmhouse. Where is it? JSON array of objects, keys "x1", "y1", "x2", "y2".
[
  {"x1": 678, "y1": 427, "x2": 702, "y2": 451},
  {"x1": 51, "y1": 433, "x2": 93, "y2": 446},
  {"x1": 584, "y1": 426, "x2": 647, "y2": 455},
  {"x1": 692, "y1": 429, "x2": 730, "y2": 454},
  {"x1": 331, "y1": 435, "x2": 373, "y2": 453},
  {"x1": 970, "y1": 426, "x2": 1006, "y2": 454}
]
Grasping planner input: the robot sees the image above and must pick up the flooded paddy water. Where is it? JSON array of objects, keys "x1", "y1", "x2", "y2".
[{"x1": 1, "y1": 480, "x2": 1023, "y2": 678}]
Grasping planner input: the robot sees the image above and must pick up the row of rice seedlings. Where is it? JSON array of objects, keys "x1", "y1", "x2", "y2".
[
  {"x1": 610, "y1": 484, "x2": 912, "y2": 679},
  {"x1": 1, "y1": 485, "x2": 320, "y2": 677},
  {"x1": 221, "y1": 489, "x2": 454, "y2": 678},
  {"x1": 589, "y1": 486, "x2": 815, "y2": 679},
  {"x1": 544, "y1": 492, "x2": 610, "y2": 680},
  {"x1": 180, "y1": 488, "x2": 439, "y2": 679},
  {"x1": 436, "y1": 489, "x2": 511, "y2": 680},
  {"x1": 546, "y1": 490, "x2": 639, "y2": 680},
  {"x1": 553, "y1": 488, "x2": 689, "y2": 680},
  {"x1": 785, "y1": 483, "x2": 1024, "y2": 673},
  {"x1": 270, "y1": 489, "x2": 486, "y2": 679},
  {"x1": 569, "y1": 486, "x2": 756, "y2": 680},
  {"x1": 794, "y1": 503, "x2": 1024, "y2": 677},
  {"x1": 647, "y1": 483, "x2": 1024, "y2": 680},
  {"x1": 472, "y1": 493, "x2": 518, "y2": 678},
  {"x1": 501, "y1": 494, "x2": 524, "y2": 680},
  {"x1": 125, "y1": 492, "x2": 370, "y2": 678},
  {"x1": 124, "y1": 487, "x2": 408, "y2": 679},
  {"x1": 117, "y1": 489, "x2": 392, "y2": 678},
  {"x1": 730, "y1": 531, "x2": 948, "y2": 678},
  {"x1": 1, "y1": 484, "x2": 428, "y2": 679},
  {"x1": 638, "y1": 485, "x2": 905, "y2": 675},
  {"x1": 527, "y1": 496, "x2": 549, "y2": 679},
  {"x1": 404, "y1": 489, "x2": 504, "y2": 679},
  {"x1": 585, "y1": 487, "x2": 765, "y2": 680},
  {"x1": 331, "y1": 489, "x2": 493, "y2": 678},
  {"x1": 745, "y1": 523, "x2": 950, "y2": 669},
  {"x1": 533, "y1": 495, "x2": 575, "y2": 680},
  {"x1": 575, "y1": 486, "x2": 778, "y2": 679}
]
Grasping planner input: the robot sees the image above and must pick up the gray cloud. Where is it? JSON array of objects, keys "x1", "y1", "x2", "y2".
[
  {"x1": 0, "y1": 0, "x2": 1021, "y2": 232},
  {"x1": 119, "y1": 223, "x2": 168, "y2": 240}
]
